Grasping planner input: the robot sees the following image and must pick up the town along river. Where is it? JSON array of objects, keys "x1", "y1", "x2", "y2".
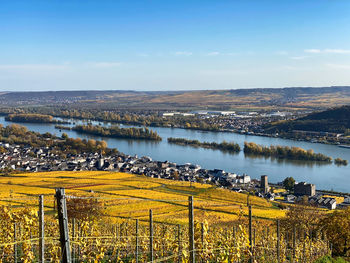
[{"x1": 1, "y1": 116, "x2": 349, "y2": 193}]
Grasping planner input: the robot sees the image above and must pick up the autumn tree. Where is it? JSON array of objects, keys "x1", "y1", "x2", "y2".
[
  {"x1": 66, "y1": 196, "x2": 104, "y2": 221},
  {"x1": 281, "y1": 203, "x2": 322, "y2": 235},
  {"x1": 283, "y1": 177, "x2": 295, "y2": 192},
  {"x1": 61, "y1": 132, "x2": 69, "y2": 139},
  {"x1": 320, "y1": 208, "x2": 350, "y2": 256}
]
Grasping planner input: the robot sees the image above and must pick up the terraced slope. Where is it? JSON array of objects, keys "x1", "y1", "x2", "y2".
[{"x1": 0, "y1": 171, "x2": 285, "y2": 225}]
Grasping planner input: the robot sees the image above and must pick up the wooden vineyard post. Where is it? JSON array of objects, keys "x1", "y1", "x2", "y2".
[
  {"x1": 249, "y1": 206, "x2": 253, "y2": 263},
  {"x1": 266, "y1": 226, "x2": 269, "y2": 257},
  {"x1": 277, "y1": 220, "x2": 280, "y2": 263},
  {"x1": 72, "y1": 218, "x2": 76, "y2": 263},
  {"x1": 201, "y1": 222, "x2": 205, "y2": 263},
  {"x1": 302, "y1": 234, "x2": 306, "y2": 263},
  {"x1": 126, "y1": 222, "x2": 128, "y2": 240},
  {"x1": 233, "y1": 225, "x2": 236, "y2": 243},
  {"x1": 178, "y1": 224, "x2": 181, "y2": 263},
  {"x1": 233, "y1": 225, "x2": 236, "y2": 252},
  {"x1": 162, "y1": 224, "x2": 166, "y2": 258},
  {"x1": 293, "y1": 226, "x2": 296, "y2": 262},
  {"x1": 253, "y1": 228, "x2": 256, "y2": 247},
  {"x1": 309, "y1": 229, "x2": 312, "y2": 260},
  {"x1": 30, "y1": 230, "x2": 33, "y2": 255},
  {"x1": 120, "y1": 223, "x2": 123, "y2": 243},
  {"x1": 135, "y1": 219, "x2": 139, "y2": 263},
  {"x1": 56, "y1": 188, "x2": 72, "y2": 263},
  {"x1": 14, "y1": 222, "x2": 17, "y2": 263},
  {"x1": 78, "y1": 223, "x2": 82, "y2": 262},
  {"x1": 149, "y1": 209, "x2": 154, "y2": 262},
  {"x1": 189, "y1": 196, "x2": 195, "y2": 263},
  {"x1": 39, "y1": 195, "x2": 45, "y2": 263}
]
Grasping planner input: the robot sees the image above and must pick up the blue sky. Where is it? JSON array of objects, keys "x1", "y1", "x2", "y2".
[{"x1": 1, "y1": 0, "x2": 350, "y2": 91}]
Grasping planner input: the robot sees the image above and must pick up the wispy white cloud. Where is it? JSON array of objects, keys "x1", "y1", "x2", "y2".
[
  {"x1": 0, "y1": 62, "x2": 122, "y2": 71},
  {"x1": 245, "y1": 51, "x2": 255, "y2": 55},
  {"x1": 0, "y1": 64, "x2": 68, "y2": 70},
  {"x1": 206, "y1": 51, "x2": 220, "y2": 56},
  {"x1": 304, "y1": 48, "x2": 350, "y2": 54},
  {"x1": 326, "y1": 63, "x2": 350, "y2": 70},
  {"x1": 174, "y1": 51, "x2": 192, "y2": 56},
  {"x1": 279, "y1": 65, "x2": 312, "y2": 71},
  {"x1": 276, "y1": 51, "x2": 288, "y2": 55},
  {"x1": 86, "y1": 62, "x2": 121, "y2": 68},
  {"x1": 137, "y1": 53, "x2": 150, "y2": 57},
  {"x1": 324, "y1": 49, "x2": 350, "y2": 54},
  {"x1": 290, "y1": 56, "x2": 308, "y2": 60},
  {"x1": 199, "y1": 69, "x2": 246, "y2": 76},
  {"x1": 304, "y1": 49, "x2": 321, "y2": 54}
]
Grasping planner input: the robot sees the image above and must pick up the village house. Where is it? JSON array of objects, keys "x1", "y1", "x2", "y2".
[{"x1": 309, "y1": 196, "x2": 337, "y2": 210}]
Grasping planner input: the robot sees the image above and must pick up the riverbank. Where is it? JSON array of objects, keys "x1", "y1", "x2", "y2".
[
  {"x1": 1, "y1": 116, "x2": 349, "y2": 192},
  {"x1": 4, "y1": 111, "x2": 350, "y2": 147}
]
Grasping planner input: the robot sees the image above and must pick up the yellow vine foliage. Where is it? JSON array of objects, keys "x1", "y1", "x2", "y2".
[
  {"x1": 0, "y1": 171, "x2": 331, "y2": 262},
  {"x1": 0, "y1": 205, "x2": 330, "y2": 262}
]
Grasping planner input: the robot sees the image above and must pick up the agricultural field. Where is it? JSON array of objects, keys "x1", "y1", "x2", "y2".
[
  {"x1": 0, "y1": 171, "x2": 284, "y2": 225},
  {"x1": 1, "y1": 87, "x2": 350, "y2": 110},
  {"x1": 0, "y1": 171, "x2": 333, "y2": 262}
]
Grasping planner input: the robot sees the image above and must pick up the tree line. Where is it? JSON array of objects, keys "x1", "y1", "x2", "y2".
[
  {"x1": 0, "y1": 108, "x2": 221, "y2": 132},
  {"x1": 334, "y1": 158, "x2": 348, "y2": 166},
  {"x1": 168, "y1": 137, "x2": 241, "y2": 152},
  {"x1": 0, "y1": 124, "x2": 114, "y2": 156},
  {"x1": 244, "y1": 142, "x2": 333, "y2": 162},
  {"x1": 72, "y1": 124, "x2": 162, "y2": 141},
  {"x1": 5, "y1": 113, "x2": 68, "y2": 124}
]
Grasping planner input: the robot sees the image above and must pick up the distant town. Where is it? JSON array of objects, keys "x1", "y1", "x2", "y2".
[
  {"x1": 1, "y1": 140, "x2": 348, "y2": 210},
  {"x1": 161, "y1": 110, "x2": 350, "y2": 145},
  {"x1": 3, "y1": 107, "x2": 350, "y2": 147}
]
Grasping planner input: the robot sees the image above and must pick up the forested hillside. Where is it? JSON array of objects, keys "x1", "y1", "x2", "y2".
[{"x1": 264, "y1": 105, "x2": 350, "y2": 134}]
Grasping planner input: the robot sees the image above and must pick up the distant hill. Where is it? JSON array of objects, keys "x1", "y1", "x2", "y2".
[
  {"x1": 264, "y1": 105, "x2": 350, "y2": 133},
  {"x1": 1, "y1": 86, "x2": 350, "y2": 110}
]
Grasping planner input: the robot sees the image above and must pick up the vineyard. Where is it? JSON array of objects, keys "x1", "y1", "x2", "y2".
[
  {"x1": 0, "y1": 171, "x2": 285, "y2": 223},
  {"x1": 0, "y1": 172, "x2": 331, "y2": 262}
]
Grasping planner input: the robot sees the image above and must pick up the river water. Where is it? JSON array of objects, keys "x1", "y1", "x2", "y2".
[{"x1": 1, "y1": 117, "x2": 349, "y2": 192}]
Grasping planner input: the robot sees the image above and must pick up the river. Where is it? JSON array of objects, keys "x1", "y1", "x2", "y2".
[{"x1": 1, "y1": 117, "x2": 349, "y2": 192}]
